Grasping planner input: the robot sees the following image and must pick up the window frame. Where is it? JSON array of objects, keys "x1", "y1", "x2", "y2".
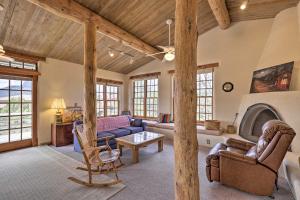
[
  {"x1": 133, "y1": 78, "x2": 159, "y2": 119},
  {"x1": 96, "y1": 82, "x2": 120, "y2": 117}
]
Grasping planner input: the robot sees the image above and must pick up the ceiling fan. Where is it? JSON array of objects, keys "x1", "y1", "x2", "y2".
[
  {"x1": 0, "y1": 45, "x2": 14, "y2": 62},
  {"x1": 147, "y1": 19, "x2": 175, "y2": 62}
]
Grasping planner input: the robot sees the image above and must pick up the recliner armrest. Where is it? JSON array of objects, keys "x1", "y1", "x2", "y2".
[
  {"x1": 226, "y1": 138, "x2": 255, "y2": 151},
  {"x1": 206, "y1": 143, "x2": 227, "y2": 165},
  {"x1": 219, "y1": 150, "x2": 257, "y2": 165}
]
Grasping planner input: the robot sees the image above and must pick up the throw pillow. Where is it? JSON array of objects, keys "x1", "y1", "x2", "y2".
[
  {"x1": 158, "y1": 113, "x2": 164, "y2": 123},
  {"x1": 133, "y1": 118, "x2": 143, "y2": 127}
]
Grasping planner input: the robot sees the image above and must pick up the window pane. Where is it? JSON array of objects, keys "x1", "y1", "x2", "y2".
[
  {"x1": 22, "y1": 115, "x2": 32, "y2": 127},
  {"x1": 0, "y1": 117, "x2": 9, "y2": 130},
  {"x1": 0, "y1": 90, "x2": 9, "y2": 102},
  {"x1": 22, "y1": 80, "x2": 32, "y2": 91},
  {"x1": 10, "y1": 80, "x2": 21, "y2": 90},
  {"x1": 10, "y1": 129, "x2": 21, "y2": 142},
  {"x1": 22, "y1": 91, "x2": 32, "y2": 102},
  {"x1": 10, "y1": 103, "x2": 21, "y2": 115},
  {"x1": 22, "y1": 127, "x2": 32, "y2": 140},
  {"x1": 10, "y1": 91, "x2": 21, "y2": 102},
  {"x1": 0, "y1": 104, "x2": 9, "y2": 116},
  {"x1": 0, "y1": 130, "x2": 9, "y2": 144},
  {"x1": 10, "y1": 116, "x2": 21, "y2": 129},
  {"x1": 0, "y1": 79, "x2": 9, "y2": 89},
  {"x1": 11, "y1": 61, "x2": 23, "y2": 68},
  {"x1": 22, "y1": 103, "x2": 32, "y2": 115}
]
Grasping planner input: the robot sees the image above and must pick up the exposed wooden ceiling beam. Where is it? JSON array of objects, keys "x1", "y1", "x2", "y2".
[
  {"x1": 208, "y1": 0, "x2": 231, "y2": 29},
  {"x1": 5, "y1": 49, "x2": 46, "y2": 63},
  {"x1": 26, "y1": 0, "x2": 163, "y2": 60}
]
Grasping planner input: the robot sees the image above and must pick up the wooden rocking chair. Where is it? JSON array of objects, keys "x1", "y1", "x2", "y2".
[{"x1": 68, "y1": 124, "x2": 123, "y2": 187}]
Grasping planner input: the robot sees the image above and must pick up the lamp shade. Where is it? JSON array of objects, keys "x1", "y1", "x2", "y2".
[{"x1": 51, "y1": 98, "x2": 66, "y2": 110}]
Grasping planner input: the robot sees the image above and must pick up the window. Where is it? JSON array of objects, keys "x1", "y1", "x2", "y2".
[
  {"x1": 171, "y1": 70, "x2": 214, "y2": 122},
  {"x1": 0, "y1": 60, "x2": 37, "y2": 71},
  {"x1": 96, "y1": 83, "x2": 119, "y2": 117},
  {"x1": 197, "y1": 70, "x2": 213, "y2": 121},
  {"x1": 133, "y1": 79, "x2": 158, "y2": 118},
  {"x1": 0, "y1": 77, "x2": 33, "y2": 144}
]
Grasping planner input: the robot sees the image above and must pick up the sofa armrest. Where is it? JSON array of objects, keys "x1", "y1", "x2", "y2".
[
  {"x1": 226, "y1": 138, "x2": 255, "y2": 151},
  {"x1": 220, "y1": 150, "x2": 257, "y2": 165}
]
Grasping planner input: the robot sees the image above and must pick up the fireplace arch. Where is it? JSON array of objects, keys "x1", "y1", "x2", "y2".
[{"x1": 239, "y1": 103, "x2": 282, "y2": 142}]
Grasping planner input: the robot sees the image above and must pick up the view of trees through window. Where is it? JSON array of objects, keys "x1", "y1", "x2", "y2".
[
  {"x1": 96, "y1": 83, "x2": 119, "y2": 117},
  {"x1": 133, "y1": 79, "x2": 158, "y2": 118},
  {"x1": 0, "y1": 77, "x2": 32, "y2": 144}
]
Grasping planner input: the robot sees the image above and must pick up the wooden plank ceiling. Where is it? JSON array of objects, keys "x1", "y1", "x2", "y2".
[{"x1": 0, "y1": 0, "x2": 299, "y2": 74}]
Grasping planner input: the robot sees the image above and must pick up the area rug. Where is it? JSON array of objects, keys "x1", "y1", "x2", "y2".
[{"x1": 0, "y1": 146, "x2": 125, "y2": 200}]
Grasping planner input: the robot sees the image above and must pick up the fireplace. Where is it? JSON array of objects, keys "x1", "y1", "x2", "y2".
[{"x1": 239, "y1": 103, "x2": 282, "y2": 142}]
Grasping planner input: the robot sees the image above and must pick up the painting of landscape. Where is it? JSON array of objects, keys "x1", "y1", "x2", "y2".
[{"x1": 250, "y1": 62, "x2": 294, "y2": 93}]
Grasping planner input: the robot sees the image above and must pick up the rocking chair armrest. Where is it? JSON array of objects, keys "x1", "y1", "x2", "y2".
[{"x1": 95, "y1": 135, "x2": 114, "y2": 145}]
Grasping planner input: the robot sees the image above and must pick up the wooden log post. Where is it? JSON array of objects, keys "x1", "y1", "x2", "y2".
[
  {"x1": 174, "y1": 0, "x2": 200, "y2": 199},
  {"x1": 83, "y1": 21, "x2": 97, "y2": 146}
]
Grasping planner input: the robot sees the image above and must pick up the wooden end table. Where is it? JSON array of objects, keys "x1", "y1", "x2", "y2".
[{"x1": 115, "y1": 131, "x2": 165, "y2": 164}]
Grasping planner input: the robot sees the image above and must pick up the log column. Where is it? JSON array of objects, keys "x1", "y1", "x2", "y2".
[
  {"x1": 83, "y1": 21, "x2": 97, "y2": 146},
  {"x1": 174, "y1": 0, "x2": 199, "y2": 199}
]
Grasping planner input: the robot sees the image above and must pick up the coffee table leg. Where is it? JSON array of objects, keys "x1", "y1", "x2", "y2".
[
  {"x1": 117, "y1": 143, "x2": 123, "y2": 156},
  {"x1": 132, "y1": 146, "x2": 139, "y2": 163},
  {"x1": 158, "y1": 139, "x2": 163, "y2": 152}
]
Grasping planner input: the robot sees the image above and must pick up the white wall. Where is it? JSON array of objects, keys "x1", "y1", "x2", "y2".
[
  {"x1": 37, "y1": 58, "x2": 126, "y2": 144},
  {"x1": 245, "y1": 5, "x2": 300, "y2": 153},
  {"x1": 127, "y1": 19, "x2": 274, "y2": 126}
]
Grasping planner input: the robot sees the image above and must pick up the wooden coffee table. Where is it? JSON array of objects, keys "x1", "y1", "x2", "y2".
[{"x1": 115, "y1": 131, "x2": 165, "y2": 163}]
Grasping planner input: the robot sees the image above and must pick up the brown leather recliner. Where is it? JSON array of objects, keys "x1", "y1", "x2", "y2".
[{"x1": 206, "y1": 120, "x2": 296, "y2": 196}]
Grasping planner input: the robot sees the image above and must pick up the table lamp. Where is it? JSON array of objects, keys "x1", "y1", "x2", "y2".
[{"x1": 51, "y1": 98, "x2": 66, "y2": 123}]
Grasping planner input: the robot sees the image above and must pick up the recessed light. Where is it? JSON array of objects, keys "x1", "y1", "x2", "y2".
[
  {"x1": 108, "y1": 50, "x2": 115, "y2": 57},
  {"x1": 240, "y1": 1, "x2": 248, "y2": 10}
]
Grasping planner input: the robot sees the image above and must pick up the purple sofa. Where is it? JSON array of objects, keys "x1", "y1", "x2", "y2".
[{"x1": 73, "y1": 115, "x2": 146, "y2": 152}]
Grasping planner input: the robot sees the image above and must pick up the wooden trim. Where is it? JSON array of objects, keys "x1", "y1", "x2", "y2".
[
  {"x1": 198, "y1": 62, "x2": 219, "y2": 70},
  {"x1": 32, "y1": 76, "x2": 38, "y2": 146},
  {"x1": 26, "y1": 0, "x2": 163, "y2": 60},
  {"x1": 129, "y1": 72, "x2": 161, "y2": 80},
  {"x1": 96, "y1": 78, "x2": 123, "y2": 85},
  {"x1": 208, "y1": 0, "x2": 231, "y2": 29},
  {"x1": 0, "y1": 66, "x2": 41, "y2": 77},
  {"x1": 0, "y1": 140, "x2": 32, "y2": 153},
  {"x1": 5, "y1": 49, "x2": 46, "y2": 63},
  {"x1": 168, "y1": 63, "x2": 219, "y2": 74}
]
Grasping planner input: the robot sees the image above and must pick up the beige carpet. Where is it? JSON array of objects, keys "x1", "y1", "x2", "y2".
[
  {"x1": 0, "y1": 146, "x2": 125, "y2": 200},
  {"x1": 54, "y1": 141, "x2": 294, "y2": 200}
]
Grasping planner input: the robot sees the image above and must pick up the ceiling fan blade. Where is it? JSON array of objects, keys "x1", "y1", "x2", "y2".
[{"x1": 146, "y1": 51, "x2": 166, "y2": 57}]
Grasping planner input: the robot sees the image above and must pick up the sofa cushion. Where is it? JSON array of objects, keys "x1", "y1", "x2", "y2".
[
  {"x1": 109, "y1": 128, "x2": 131, "y2": 138},
  {"x1": 132, "y1": 118, "x2": 143, "y2": 127},
  {"x1": 97, "y1": 131, "x2": 115, "y2": 139},
  {"x1": 124, "y1": 126, "x2": 143, "y2": 134},
  {"x1": 97, "y1": 115, "x2": 130, "y2": 132}
]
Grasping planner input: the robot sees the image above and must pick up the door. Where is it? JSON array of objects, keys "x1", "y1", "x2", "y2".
[{"x1": 0, "y1": 76, "x2": 33, "y2": 150}]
